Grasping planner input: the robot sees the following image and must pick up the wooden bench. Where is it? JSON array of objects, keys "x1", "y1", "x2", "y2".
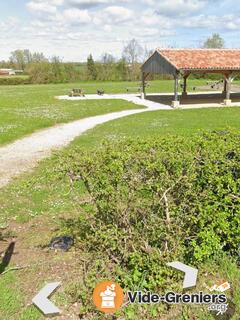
[
  {"x1": 126, "y1": 82, "x2": 150, "y2": 93},
  {"x1": 69, "y1": 88, "x2": 85, "y2": 97},
  {"x1": 126, "y1": 86, "x2": 141, "y2": 93}
]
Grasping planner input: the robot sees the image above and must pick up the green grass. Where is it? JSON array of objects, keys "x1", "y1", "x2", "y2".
[
  {"x1": 1, "y1": 107, "x2": 240, "y2": 224},
  {"x1": 4, "y1": 106, "x2": 240, "y2": 223},
  {"x1": 0, "y1": 84, "x2": 142, "y2": 145},
  {"x1": 0, "y1": 79, "x2": 239, "y2": 145},
  {"x1": 71, "y1": 106, "x2": 240, "y2": 149},
  {"x1": 1, "y1": 106, "x2": 240, "y2": 227},
  {"x1": 0, "y1": 272, "x2": 41, "y2": 320}
]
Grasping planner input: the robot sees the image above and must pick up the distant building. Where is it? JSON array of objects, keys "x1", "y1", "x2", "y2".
[{"x1": 0, "y1": 69, "x2": 23, "y2": 76}]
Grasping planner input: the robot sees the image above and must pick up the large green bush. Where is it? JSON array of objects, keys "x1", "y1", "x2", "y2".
[{"x1": 60, "y1": 131, "x2": 240, "y2": 317}]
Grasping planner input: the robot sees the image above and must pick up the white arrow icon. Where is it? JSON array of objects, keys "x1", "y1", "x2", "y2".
[
  {"x1": 32, "y1": 282, "x2": 61, "y2": 316},
  {"x1": 167, "y1": 261, "x2": 198, "y2": 289}
]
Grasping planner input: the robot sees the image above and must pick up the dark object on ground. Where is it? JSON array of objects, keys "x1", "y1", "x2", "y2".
[
  {"x1": 226, "y1": 151, "x2": 236, "y2": 160},
  {"x1": 97, "y1": 89, "x2": 104, "y2": 95},
  {"x1": 0, "y1": 241, "x2": 15, "y2": 274},
  {"x1": 49, "y1": 236, "x2": 74, "y2": 251},
  {"x1": 69, "y1": 88, "x2": 85, "y2": 97}
]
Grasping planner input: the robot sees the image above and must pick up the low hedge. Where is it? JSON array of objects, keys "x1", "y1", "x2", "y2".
[{"x1": 0, "y1": 76, "x2": 30, "y2": 85}]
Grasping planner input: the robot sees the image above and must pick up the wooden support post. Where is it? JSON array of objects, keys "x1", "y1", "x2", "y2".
[
  {"x1": 183, "y1": 77, "x2": 187, "y2": 94},
  {"x1": 141, "y1": 72, "x2": 146, "y2": 99},
  {"x1": 223, "y1": 74, "x2": 232, "y2": 105},
  {"x1": 174, "y1": 75, "x2": 179, "y2": 101},
  {"x1": 182, "y1": 73, "x2": 190, "y2": 97},
  {"x1": 226, "y1": 80, "x2": 231, "y2": 100},
  {"x1": 172, "y1": 74, "x2": 180, "y2": 108},
  {"x1": 222, "y1": 79, "x2": 227, "y2": 94}
]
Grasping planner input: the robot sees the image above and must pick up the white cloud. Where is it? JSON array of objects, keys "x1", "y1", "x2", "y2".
[
  {"x1": 141, "y1": 11, "x2": 173, "y2": 28},
  {"x1": 103, "y1": 6, "x2": 133, "y2": 22},
  {"x1": 1, "y1": 0, "x2": 239, "y2": 63},
  {"x1": 150, "y1": 0, "x2": 207, "y2": 17},
  {"x1": 67, "y1": 0, "x2": 110, "y2": 8},
  {"x1": 66, "y1": 0, "x2": 133, "y2": 8},
  {"x1": 136, "y1": 28, "x2": 159, "y2": 37},
  {"x1": 26, "y1": 1, "x2": 58, "y2": 14},
  {"x1": 0, "y1": 17, "x2": 20, "y2": 34},
  {"x1": 225, "y1": 22, "x2": 238, "y2": 30},
  {"x1": 63, "y1": 8, "x2": 92, "y2": 24},
  {"x1": 103, "y1": 24, "x2": 112, "y2": 32},
  {"x1": 180, "y1": 14, "x2": 216, "y2": 28},
  {"x1": 180, "y1": 14, "x2": 240, "y2": 31},
  {"x1": 51, "y1": 0, "x2": 64, "y2": 5}
]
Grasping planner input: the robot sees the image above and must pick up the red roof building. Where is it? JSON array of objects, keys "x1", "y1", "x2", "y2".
[
  {"x1": 141, "y1": 49, "x2": 240, "y2": 107},
  {"x1": 156, "y1": 49, "x2": 240, "y2": 71}
]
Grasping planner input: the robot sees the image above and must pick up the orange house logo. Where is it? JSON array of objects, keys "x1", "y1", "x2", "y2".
[{"x1": 93, "y1": 281, "x2": 124, "y2": 314}]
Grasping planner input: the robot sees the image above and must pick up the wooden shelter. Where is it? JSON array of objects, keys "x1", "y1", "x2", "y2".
[{"x1": 141, "y1": 49, "x2": 240, "y2": 107}]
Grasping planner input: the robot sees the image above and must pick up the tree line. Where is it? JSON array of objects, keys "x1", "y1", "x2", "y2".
[
  {"x1": 0, "y1": 34, "x2": 225, "y2": 84},
  {"x1": 0, "y1": 39, "x2": 150, "y2": 83}
]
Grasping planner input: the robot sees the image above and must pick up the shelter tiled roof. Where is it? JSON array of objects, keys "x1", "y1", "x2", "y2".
[{"x1": 157, "y1": 49, "x2": 240, "y2": 71}]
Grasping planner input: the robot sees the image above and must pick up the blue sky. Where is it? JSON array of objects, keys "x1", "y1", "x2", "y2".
[{"x1": 0, "y1": 0, "x2": 240, "y2": 61}]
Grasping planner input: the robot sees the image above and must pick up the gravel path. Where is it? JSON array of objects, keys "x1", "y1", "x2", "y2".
[{"x1": 0, "y1": 102, "x2": 170, "y2": 188}]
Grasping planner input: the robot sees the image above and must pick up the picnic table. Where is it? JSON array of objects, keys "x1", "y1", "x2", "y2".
[
  {"x1": 69, "y1": 88, "x2": 85, "y2": 97},
  {"x1": 192, "y1": 79, "x2": 224, "y2": 91},
  {"x1": 206, "y1": 80, "x2": 223, "y2": 89}
]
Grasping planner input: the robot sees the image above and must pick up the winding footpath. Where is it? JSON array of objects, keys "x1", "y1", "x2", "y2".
[{"x1": 0, "y1": 99, "x2": 170, "y2": 188}]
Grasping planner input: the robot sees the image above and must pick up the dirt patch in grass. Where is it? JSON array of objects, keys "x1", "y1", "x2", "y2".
[{"x1": 0, "y1": 215, "x2": 84, "y2": 319}]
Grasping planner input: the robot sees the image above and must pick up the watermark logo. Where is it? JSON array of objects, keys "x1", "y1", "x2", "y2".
[
  {"x1": 206, "y1": 280, "x2": 231, "y2": 293},
  {"x1": 93, "y1": 281, "x2": 124, "y2": 314},
  {"x1": 206, "y1": 280, "x2": 231, "y2": 316}
]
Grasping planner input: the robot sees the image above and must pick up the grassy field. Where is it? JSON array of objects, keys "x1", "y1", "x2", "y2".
[
  {"x1": 0, "y1": 83, "x2": 143, "y2": 145},
  {"x1": 0, "y1": 78, "x2": 234, "y2": 145},
  {"x1": 1, "y1": 106, "x2": 240, "y2": 222},
  {"x1": 0, "y1": 104, "x2": 240, "y2": 319},
  {"x1": 71, "y1": 107, "x2": 240, "y2": 149}
]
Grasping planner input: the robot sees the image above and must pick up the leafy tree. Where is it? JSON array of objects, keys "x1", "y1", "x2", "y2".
[
  {"x1": 115, "y1": 59, "x2": 128, "y2": 81},
  {"x1": 51, "y1": 56, "x2": 64, "y2": 82},
  {"x1": 23, "y1": 49, "x2": 32, "y2": 65},
  {"x1": 203, "y1": 33, "x2": 225, "y2": 48},
  {"x1": 10, "y1": 50, "x2": 26, "y2": 70},
  {"x1": 9, "y1": 49, "x2": 48, "y2": 70},
  {"x1": 87, "y1": 54, "x2": 97, "y2": 80},
  {"x1": 32, "y1": 52, "x2": 48, "y2": 63},
  {"x1": 0, "y1": 60, "x2": 11, "y2": 68},
  {"x1": 26, "y1": 61, "x2": 51, "y2": 84},
  {"x1": 97, "y1": 53, "x2": 116, "y2": 80}
]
